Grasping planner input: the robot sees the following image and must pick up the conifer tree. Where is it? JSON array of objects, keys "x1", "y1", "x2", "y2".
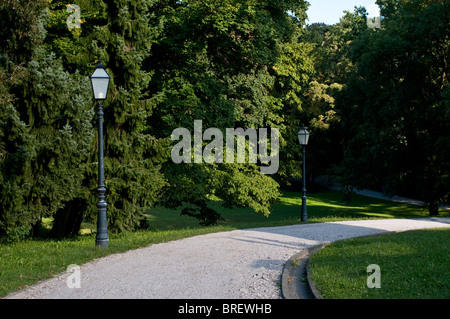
[
  {"x1": 0, "y1": 0, "x2": 94, "y2": 240},
  {"x1": 86, "y1": 0, "x2": 168, "y2": 232}
]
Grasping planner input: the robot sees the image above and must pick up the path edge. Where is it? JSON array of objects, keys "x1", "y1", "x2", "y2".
[{"x1": 280, "y1": 244, "x2": 325, "y2": 299}]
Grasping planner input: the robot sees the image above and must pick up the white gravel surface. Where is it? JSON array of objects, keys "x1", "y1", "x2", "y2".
[{"x1": 6, "y1": 217, "x2": 450, "y2": 299}]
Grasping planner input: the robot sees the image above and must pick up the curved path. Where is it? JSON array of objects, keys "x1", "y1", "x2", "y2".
[{"x1": 6, "y1": 217, "x2": 450, "y2": 299}]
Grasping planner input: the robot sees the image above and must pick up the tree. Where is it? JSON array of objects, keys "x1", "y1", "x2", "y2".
[
  {"x1": 289, "y1": 9, "x2": 369, "y2": 186},
  {"x1": 84, "y1": 0, "x2": 169, "y2": 232},
  {"x1": 337, "y1": 0, "x2": 450, "y2": 214},
  {"x1": 1, "y1": 0, "x2": 328, "y2": 238},
  {"x1": 0, "y1": 0, "x2": 94, "y2": 240},
  {"x1": 146, "y1": 0, "x2": 311, "y2": 221}
]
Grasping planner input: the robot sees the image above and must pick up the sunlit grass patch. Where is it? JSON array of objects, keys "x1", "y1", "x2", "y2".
[{"x1": 308, "y1": 228, "x2": 450, "y2": 299}]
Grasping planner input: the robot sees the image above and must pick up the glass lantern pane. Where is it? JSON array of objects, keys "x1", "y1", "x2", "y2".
[
  {"x1": 92, "y1": 78, "x2": 109, "y2": 100},
  {"x1": 303, "y1": 133, "x2": 309, "y2": 145},
  {"x1": 91, "y1": 68, "x2": 110, "y2": 100},
  {"x1": 298, "y1": 129, "x2": 310, "y2": 145}
]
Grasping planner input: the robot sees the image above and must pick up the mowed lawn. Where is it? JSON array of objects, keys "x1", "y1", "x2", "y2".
[
  {"x1": 308, "y1": 228, "x2": 450, "y2": 299},
  {"x1": 146, "y1": 190, "x2": 446, "y2": 231}
]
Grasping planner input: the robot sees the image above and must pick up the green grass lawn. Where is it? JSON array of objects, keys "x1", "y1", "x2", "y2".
[
  {"x1": 308, "y1": 228, "x2": 450, "y2": 299},
  {"x1": 0, "y1": 190, "x2": 448, "y2": 298},
  {"x1": 146, "y1": 190, "x2": 443, "y2": 231}
]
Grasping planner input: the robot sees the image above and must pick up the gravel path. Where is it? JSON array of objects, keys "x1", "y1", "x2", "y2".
[{"x1": 6, "y1": 217, "x2": 450, "y2": 299}]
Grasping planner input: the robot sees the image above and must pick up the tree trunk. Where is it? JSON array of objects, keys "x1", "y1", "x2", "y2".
[
  {"x1": 49, "y1": 198, "x2": 86, "y2": 238},
  {"x1": 427, "y1": 201, "x2": 439, "y2": 216}
]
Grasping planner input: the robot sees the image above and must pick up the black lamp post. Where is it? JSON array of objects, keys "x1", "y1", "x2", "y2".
[
  {"x1": 298, "y1": 125, "x2": 310, "y2": 222},
  {"x1": 90, "y1": 61, "x2": 110, "y2": 247}
]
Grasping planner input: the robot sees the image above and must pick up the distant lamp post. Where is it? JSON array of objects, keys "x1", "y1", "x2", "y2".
[
  {"x1": 90, "y1": 61, "x2": 110, "y2": 247},
  {"x1": 298, "y1": 125, "x2": 310, "y2": 222}
]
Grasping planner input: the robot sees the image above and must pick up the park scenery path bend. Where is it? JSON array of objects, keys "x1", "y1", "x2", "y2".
[{"x1": 6, "y1": 217, "x2": 450, "y2": 299}]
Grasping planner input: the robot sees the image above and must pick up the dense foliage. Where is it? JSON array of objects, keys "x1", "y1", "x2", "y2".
[
  {"x1": 0, "y1": 0, "x2": 448, "y2": 241},
  {"x1": 336, "y1": 0, "x2": 450, "y2": 214}
]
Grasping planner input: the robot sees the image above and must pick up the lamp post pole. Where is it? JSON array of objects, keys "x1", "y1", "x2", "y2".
[
  {"x1": 95, "y1": 101, "x2": 109, "y2": 247},
  {"x1": 301, "y1": 144, "x2": 307, "y2": 222},
  {"x1": 90, "y1": 61, "x2": 110, "y2": 248}
]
